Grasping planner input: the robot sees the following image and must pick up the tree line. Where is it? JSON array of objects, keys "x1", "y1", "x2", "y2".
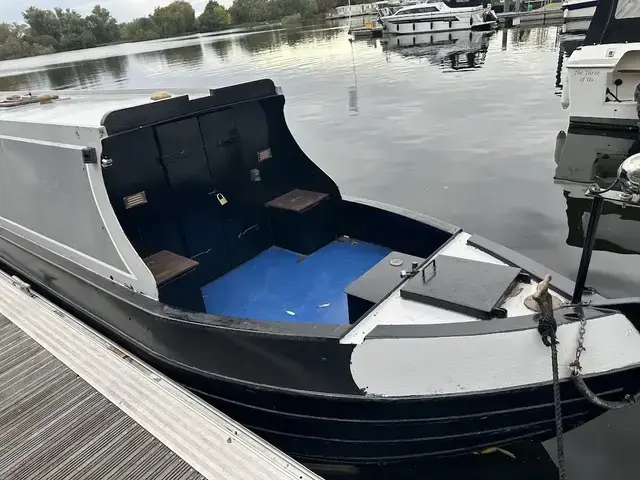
[{"x1": 0, "y1": 0, "x2": 370, "y2": 61}]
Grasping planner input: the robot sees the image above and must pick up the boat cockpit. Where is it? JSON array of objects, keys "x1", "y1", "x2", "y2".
[{"x1": 100, "y1": 80, "x2": 454, "y2": 324}]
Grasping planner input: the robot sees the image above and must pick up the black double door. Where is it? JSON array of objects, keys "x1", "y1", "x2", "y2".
[{"x1": 155, "y1": 112, "x2": 270, "y2": 284}]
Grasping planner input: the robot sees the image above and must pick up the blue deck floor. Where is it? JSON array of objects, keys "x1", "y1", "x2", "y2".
[{"x1": 201, "y1": 240, "x2": 391, "y2": 324}]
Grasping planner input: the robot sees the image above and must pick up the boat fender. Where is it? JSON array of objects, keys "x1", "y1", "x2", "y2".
[
  {"x1": 560, "y1": 75, "x2": 569, "y2": 109},
  {"x1": 151, "y1": 91, "x2": 172, "y2": 101},
  {"x1": 38, "y1": 93, "x2": 54, "y2": 104}
]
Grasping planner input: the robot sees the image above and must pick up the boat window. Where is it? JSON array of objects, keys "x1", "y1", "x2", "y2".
[
  {"x1": 401, "y1": 6, "x2": 439, "y2": 14},
  {"x1": 616, "y1": 0, "x2": 640, "y2": 19}
]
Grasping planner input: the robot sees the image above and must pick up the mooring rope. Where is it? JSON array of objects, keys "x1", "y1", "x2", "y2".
[{"x1": 533, "y1": 275, "x2": 566, "y2": 480}]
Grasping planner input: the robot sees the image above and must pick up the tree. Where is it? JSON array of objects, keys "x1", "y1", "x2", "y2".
[
  {"x1": 1, "y1": 0, "x2": 323, "y2": 60},
  {"x1": 229, "y1": 0, "x2": 270, "y2": 24},
  {"x1": 152, "y1": 1, "x2": 197, "y2": 37},
  {"x1": 0, "y1": 24, "x2": 11, "y2": 44},
  {"x1": 55, "y1": 8, "x2": 96, "y2": 50},
  {"x1": 86, "y1": 5, "x2": 120, "y2": 45},
  {"x1": 23, "y1": 7, "x2": 62, "y2": 42},
  {"x1": 0, "y1": 23, "x2": 55, "y2": 61},
  {"x1": 121, "y1": 17, "x2": 160, "y2": 42},
  {"x1": 198, "y1": 1, "x2": 232, "y2": 32},
  {"x1": 315, "y1": 0, "x2": 338, "y2": 13}
]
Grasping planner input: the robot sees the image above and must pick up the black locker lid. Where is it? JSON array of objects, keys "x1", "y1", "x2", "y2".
[{"x1": 399, "y1": 255, "x2": 526, "y2": 319}]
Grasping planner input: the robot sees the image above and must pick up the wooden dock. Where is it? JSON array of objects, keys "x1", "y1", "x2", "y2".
[
  {"x1": 0, "y1": 270, "x2": 323, "y2": 480},
  {"x1": 497, "y1": 8, "x2": 564, "y2": 27}
]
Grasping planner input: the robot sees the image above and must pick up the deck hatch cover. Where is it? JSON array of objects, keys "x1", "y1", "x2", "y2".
[{"x1": 399, "y1": 255, "x2": 526, "y2": 319}]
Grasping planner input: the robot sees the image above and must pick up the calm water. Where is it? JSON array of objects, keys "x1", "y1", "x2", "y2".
[{"x1": 1, "y1": 23, "x2": 639, "y2": 479}]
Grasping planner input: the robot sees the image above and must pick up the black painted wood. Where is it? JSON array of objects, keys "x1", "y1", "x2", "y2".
[
  {"x1": 346, "y1": 251, "x2": 425, "y2": 323},
  {"x1": 366, "y1": 306, "x2": 611, "y2": 339},
  {"x1": 400, "y1": 255, "x2": 523, "y2": 319},
  {"x1": 467, "y1": 234, "x2": 605, "y2": 301},
  {"x1": 1, "y1": 223, "x2": 639, "y2": 465},
  {"x1": 4, "y1": 80, "x2": 639, "y2": 466}
]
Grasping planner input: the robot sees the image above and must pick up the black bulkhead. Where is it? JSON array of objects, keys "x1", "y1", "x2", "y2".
[{"x1": 100, "y1": 80, "x2": 341, "y2": 311}]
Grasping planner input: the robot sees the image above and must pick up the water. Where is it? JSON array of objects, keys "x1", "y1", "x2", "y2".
[{"x1": 1, "y1": 22, "x2": 639, "y2": 479}]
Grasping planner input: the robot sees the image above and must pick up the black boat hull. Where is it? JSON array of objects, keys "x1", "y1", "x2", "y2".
[{"x1": 1, "y1": 218, "x2": 638, "y2": 466}]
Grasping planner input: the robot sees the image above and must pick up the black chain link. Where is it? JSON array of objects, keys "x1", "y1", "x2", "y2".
[
  {"x1": 569, "y1": 312, "x2": 587, "y2": 375},
  {"x1": 550, "y1": 339, "x2": 567, "y2": 480}
]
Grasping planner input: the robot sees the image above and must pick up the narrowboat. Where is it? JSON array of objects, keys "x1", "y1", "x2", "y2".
[{"x1": 1, "y1": 81, "x2": 640, "y2": 467}]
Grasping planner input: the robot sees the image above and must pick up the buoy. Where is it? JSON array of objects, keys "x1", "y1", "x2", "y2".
[
  {"x1": 560, "y1": 73, "x2": 570, "y2": 109},
  {"x1": 38, "y1": 93, "x2": 54, "y2": 104},
  {"x1": 151, "y1": 91, "x2": 172, "y2": 101}
]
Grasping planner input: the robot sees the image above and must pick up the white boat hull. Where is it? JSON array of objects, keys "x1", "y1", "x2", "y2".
[
  {"x1": 563, "y1": 43, "x2": 640, "y2": 129},
  {"x1": 562, "y1": 18, "x2": 593, "y2": 33},
  {"x1": 562, "y1": 0, "x2": 596, "y2": 33}
]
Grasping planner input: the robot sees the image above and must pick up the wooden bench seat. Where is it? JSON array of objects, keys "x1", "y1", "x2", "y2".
[
  {"x1": 265, "y1": 189, "x2": 334, "y2": 255},
  {"x1": 143, "y1": 250, "x2": 199, "y2": 286}
]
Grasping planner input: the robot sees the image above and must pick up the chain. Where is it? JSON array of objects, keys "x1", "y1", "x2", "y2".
[
  {"x1": 568, "y1": 307, "x2": 640, "y2": 409},
  {"x1": 569, "y1": 311, "x2": 587, "y2": 375},
  {"x1": 550, "y1": 341, "x2": 567, "y2": 480}
]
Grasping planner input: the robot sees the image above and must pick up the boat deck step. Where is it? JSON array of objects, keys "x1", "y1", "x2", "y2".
[{"x1": 0, "y1": 270, "x2": 323, "y2": 480}]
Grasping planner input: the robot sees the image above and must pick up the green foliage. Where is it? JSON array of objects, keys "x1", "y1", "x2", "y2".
[
  {"x1": 198, "y1": 1, "x2": 232, "y2": 32},
  {"x1": 0, "y1": 24, "x2": 11, "y2": 44},
  {"x1": 55, "y1": 8, "x2": 97, "y2": 49},
  {"x1": 87, "y1": 5, "x2": 120, "y2": 45},
  {"x1": 121, "y1": 17, "x2": 161, "y2": 42},
  {"x1": 0, "y1": 0, "x2": 321, "y2": 60},
  {"x1": 23, "y1": 7, "x2": 62, "y2": 42},
  {"x1": 2, "y1": 5, "x2": 121, "y2": 59},
  {"x1": 315, "y1": 0, "x2": 339, "y2": 13},
  {"x1": 229, "y1": 0, "x2": 317, "y2": 24},
  {"x1": 0, "y1": 33, "x2": 55, "y2": 60},
  {"x1": 152, "y1": 1, "x2": 198, "y2": 37}
]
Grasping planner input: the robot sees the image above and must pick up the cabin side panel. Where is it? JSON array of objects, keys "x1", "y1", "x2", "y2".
[{"x1": 0, "y1": 135, "x2": 150, "y2": 291}]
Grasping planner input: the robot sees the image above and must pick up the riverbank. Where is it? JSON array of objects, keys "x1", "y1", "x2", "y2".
[{"x1": 0, "y1": 0, "x2": 328, "y2": 61}]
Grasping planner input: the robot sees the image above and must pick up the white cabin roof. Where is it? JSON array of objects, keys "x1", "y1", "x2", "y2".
[
  {"x1": 566, "y1": 42, "x2": 640, "y2": 69},
  {"x1": 0, "y1": 89, "x2": 210, "y2": 129}
]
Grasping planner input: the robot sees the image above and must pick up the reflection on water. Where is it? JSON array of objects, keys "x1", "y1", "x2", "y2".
[
  {"x1": 381, "y1": 31, "x2": 491, "y2": 72},
  {"x1": 160, "y1": 44, "x2": 204, "y2": 69},
  {"x1": 554, "y1": 34, "x2": 583, "y2": 92},
  {"x1": 0, "y1": 56, "x2": 129, "y2": 90},
  {"x1": 208, "y1": 39, "x2": 233, "y2": 61},
  {"x1": 554, "y1": 127, "x2": 640, "y2": 256}
]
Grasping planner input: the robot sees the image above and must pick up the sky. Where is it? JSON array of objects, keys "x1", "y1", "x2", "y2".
[{"x1": 0, "y1": 0, "x2": 233, "y2": 24}]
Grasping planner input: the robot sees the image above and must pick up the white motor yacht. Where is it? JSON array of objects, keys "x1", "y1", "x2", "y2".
[
  {"x1": 561, "y1": 0, "x2": 640, "y2": 130},
  {"x1": 379, "y1": 0, "x2": 497, "y2": 34}
]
